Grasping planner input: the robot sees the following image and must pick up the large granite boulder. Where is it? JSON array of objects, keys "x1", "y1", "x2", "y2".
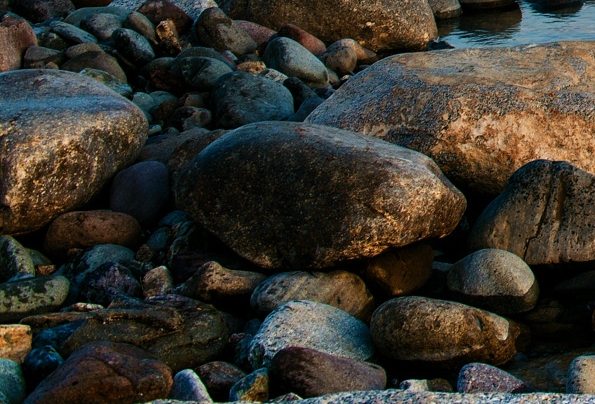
[
  {"x1": 217, "y1": 0, "x2": 438, "y2": 53},
  {"x1": 0, "y1": 69, "x2": 148, "y2": 234},
  {"x1": 307, "y1": 41, "x2": 595, "y2": 195},
  {"x1": 173, "y1": 121, "x2": 466, "y2": 270}
]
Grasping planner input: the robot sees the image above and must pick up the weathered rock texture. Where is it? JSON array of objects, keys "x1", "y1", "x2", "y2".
[
  {"x1": 307, "y1": 41, "x2": 595, "y2": 195},
  {"x1": 174, "y1": 121, "x2": 466, "y2": 270},
  {"x1": 0, "y1": 69, "x2": 148, "y2": 234}
]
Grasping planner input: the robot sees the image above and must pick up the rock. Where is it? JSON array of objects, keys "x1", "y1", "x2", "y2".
[
  {"x1": 71, "y1": 0, "x2": 115, "y2": 7},
  {"x1": 0, "y1": 276, "x2": 70, "y2": 323},
  {"x1": 459, "y1": 0, "x2": 517, "y2": 10},
  {"x1": 64, "y1": 6, "x2": 130, "y2": 27},
  {"x1": 22, "y1": 345, "x2": 64, "y2": 389},
  {"x1": 428, "y1": 0, "x2": 462, "y2": 18},
  {"x1": 277, "y1": 24, "x2": 326, "y2": 55},
  {"x1": 567, "y1": 355, "x2": 595, "y2": 394},
  {"x1": 319, "y1": 45, "x2": 357, "y2": 76},
  {"x1": 469, "y1": 160, "x2": 595, "y2": 267},
  {"x1": 194, "y1": 7, "x2": 257, "y2": 56},
  {"x1": 250, "y1": 270, "x2": 375, "y2": 322},
  {"x1": 23, "y1": 46, "x2": 65, "y2": 69},
  {"x1": 50, "y1": 20, "x2": 98, "y2": 44},
  {"x1": 0, "y1": 235, "x2": 36, "y2": 282},
  {"x1": 218, "y1": 0, "x2": 437, "y2": 53},
  {"x1": 370, "y1": 296, "x2": 519, "y2": 370},
  {"x1": 137, "y1": 0, "x2": 194, "y2": 35},
  {"x1": 235, "y1": 20, "x2": 276, "y2": 47},
  {"x1": 0, "y1": 359, "x2": 26, "y2": 404},
  {"x1": 0, "y1": 16, "x2": 37, "y2": 72},
  {"x1": 61, "y1": 50, "x2": 128, "y2": 82},
  {"x1": 400, "y1": 379, "x2": 453, "y2": 392},
  {"x1": 112, "y1": 27, "x2": 156, "y2": 68},
  {"x1": 195, "y1": 361, "x2": 246, "y2": 402},
  {"x1": 306, "y1": 42, "x2": 595, "y2": 195},
  {"x1": 178, "y1": 56, "x2": 234, "y2": 91},
  {"x1": 23, "y1": 341, "x2": 172, "y2": 404},
  {"x1": 168, "y1": 369, "x2": 213, "y2": 402},
  {"x1": 80, "y1": 68, "x2": 132, "y2": 97},
  {"x1": 142, "y1": 265, "x2": 174, "y2": 297},
  {"x1": 228, "y1": 368, "x2": 269, "y2": 402},
  {"x1": 80, "y1": 12, "x2": 123, "y2": 41},
  {"x1": 0, "y1": 69, "x2": 147, "y2": 235},
  {"x1": 210, "y1": 72, "x2": 294, "y2": 129},
  {"x1": 155, "y1": 19, "x2": 182, "y2": 56},
  {"x1": 458, "y1": 362, "x2": 534, "y2": 393},
  {"x1": 446, "y1": 249, "x2": 539, "y2": 314},
  {"x1": 170, "y1": 106, "x2": 212, "y2": 131},
  {"x1": 109, "y1": 160, "x2": 170, "y2": 228},
  {"x1": 269, "y1": 347, "x2": 386, "y2": 398},
  {"x1": 248, "y1": 300, "x2": 374, "y2": 369},
  {"x1": 0, "y1": 325, "x2": 32, "y2": 364},
  {"x1": 362, "y1": 243, "x2": 434, "y2": 299},
  {"x1": 44, "y1": 211, "x2": 141, "y2": 259},
  {"x1": 262, "y1": 37, "x2": 328, "y2": 88},
  {"x1": 11, "y1": 0, "x2": 75, "y2": 23},
  {"x1": 123, "y1": 11, "x2": 157, "y2": 42},
  {"x1": 174, "y1": 121, "x2": 465, "y2": 270},
  {"x1": 78, "y1": 261, "x2": 143, "y2": 305}
]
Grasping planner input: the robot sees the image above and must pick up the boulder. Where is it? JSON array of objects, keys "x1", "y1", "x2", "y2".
[
  {"x1": 0, "y1": 69, "x2": 147, "y2": 235},
  {"x1": 306, "y1": 41, "x2": 595, "y2": 195},
  {"x1": 217, "y1": 0, "x2": 438, "y2": 52},
  {"x1": 0, "y1": 16, "x2": 37, "y2": 72},
  {"x1": 194, "y1": 7, "x2": 257, "y2": 56},
  {"x1": 0, "y1": 359, "x2": 26, "y2": 404},
  {"x1": 174, "y1": 121, "x2": 465, "y2": 270}
]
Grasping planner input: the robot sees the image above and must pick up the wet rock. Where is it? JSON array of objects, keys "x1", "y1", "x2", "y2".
[
  {"x1": 228, "y1": 368, "x2": 268, "y2": 402},
  {"x1": 174, "y1": 121, "x2": 465, "y2": 270},
  {"x1": 137, "y1": 0, "x2": 193, "y2": 35},
  {"x1": 0, "y1": 325, "x2": 31, "y2": 364},
  {"x1": 63, "y1": 6, "x2": 130, "y2": 27},
  {"x1": 22, "y1": 345, "x2": 64, "y2": 390},
  {"x1": 80, "y1": 12, "x2": 123, "y2": 42},
  {"x1": 11, "y1": 0, "x2": 75, "y2": 23},
  {"x1": 0, "y1": 359, "x2": 26, "y2": 404},
  {"x1": 62, "y1": 50, "x2": 128, "y2": 82},
  {"x1": 194, "y1": 7, "x2": 257, "y2": 56},
  {"x1": 307, "y1": 42, "x2": 595, "y2": 195},
  {"x1": 0, "y1": 235, "x2": 36, "y2": 282},
  {"x1": 270, "y1": 347, "x2": 386, "y2": 398},
  {"x1": 210, "y1": 72, "x2": 294, "y2": 129},
  {"x1": 250, "y1": 270, "x2": 375, "y2": 322},
  {"x1": 278, "y1": 23, "x2": 326, "y2": 55},
  {"x1": 567, "y1": 355, "x2": 595, "y2": 394},
  {"x1": 248, "y1": 300, "x2": 374, "y2": 369},
  {"x1": 23, "y1": 46, "x2": 65, "y2": 69},
  {"x1": 457, "y1": 362, "x2": 534, "y2": 393},
  {"x1": 0, "y1": 15, "x2": 37, "y2": 72},
  {"x1": 235, "y1": 20, "x2": 276, "y2": 47},
  {"x1": 169, "y1": 369, "x2": 212, "y2": 402},
  {"x1": 78, "y1": 261, "x2": 143, "y2": 306},
  {"x1": 320, "y1": 45, "x2": 357, "y2": 76},
  {"x1": 428, "y1": 0, "x2": 462, "y2": 18},
  {"x1": 370, "y1": 296, "x2": 519, "y2": 370},
  {"x1": 50, "y1": 20, "x2": 98, "y2": 44},
  {"x1": 195, "y1": 361, "x2": 246, "y2": 402},
  {"x1": 79, "y1": 68, "x2": 132, "y2": 96},
  {"x1": 123, "y1": 11, "x2": 157, "y2": 42},
  {"x1": 23, "y1": 341, "x2": 172, "y2": 404},
  {"x1": 112, "y1": 27, "x2": 155, "y2": 68},
  {"x1": 0, "y1": 69, "x2": 147, "y2": 235}
]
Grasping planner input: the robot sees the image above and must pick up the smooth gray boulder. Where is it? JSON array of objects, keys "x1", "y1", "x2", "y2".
[
  {"x1": 174, "y1": 121, "x2": 466, "y2": 270},
  {"x1": 307, "y1": 41, "x2": 595, "y2": 195},
  {"x1": 0, "y1": 69, "x2": 148, "y2": 234}
]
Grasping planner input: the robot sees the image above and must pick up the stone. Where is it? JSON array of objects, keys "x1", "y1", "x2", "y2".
[
  {"x1": 0, "y1": 276, "x2": 70, "y2": 323},
  {"x1": 428, "y1": 0, "x2": 462, "y2": 18},
  {"x1": 235, "y1": 20, "x2": 276, "y2": 46},
  {"x1": 168, "y1": 369, "x2": 213, "y2": 402},
  {"x1": 218, "y1": 0, "x2": 437, "y2": 52},
  {"x1": 78, "y1": 262, "x2": 143, "y2": 306},
  {"x1": 80, "y1": 12, "x2": 123, "y2": 42},
  {"x1": 0, "y1": 325, "x2": 32, "y2": 364},
  {"x1": 44, "y1": 211, "x2": 141, "y2": 259},
  {"x1": 370, "y1": 296, "x2": 520, "y2": 370},
  {"x1": 137, "y1": 0, "x2": 193, "y2": 35},
  {"x1": 458, "y1": 362, "x2": 534, "y2": 393},
  {"x1": 194, "y1": 7, "x2": 257, "y2": 56},
  {"x1": 155, "y1": 19, "x2": 182, "y2": 56},
  {"x1": 269, "y1": 347, "x2": 386, "y2": 398},
  {"x1": 307, "y1": 41, "x2": 595, "y2": 195},
  {"x1": 123, "y1": 11, "x2": 157, "y2": 42},
  {"x1": 142, "y1": 127, "x2": 221, "y2": 164},
  {"x1": 448, "y1": 249, "x2": 539, "y2": 314},
  {"x1": 262, "y1": 37, "x2": 328, "y2": 88},
  {"x1": 178, "y1": 56, "x2": 234, "y2": 91},
  {"x1": 195, "y1": 361, "x2": 246, "y2": 402},
  {"x1": 173, "y1": 121, "x2": 466, "y2": 270},
  {"x1": 112, "y1": 28, "x2": 156, "y2": 68},
  {"x1": 250, "y1": 270, "x2": 375, "y2": 322},
  {"x1": 0, "y1": 359, "x2": 26, "y2": 404},
  {"x1": 567, "y1": 355, "x2": 595, "y2": 394},
  {"x1": 277, "y1": 24, "x2": 326, "y2": 56},
  {"x1": 0, "y1": 69, "x2": 147, "y2": 235},
  {"x1": 326, "y1": 39, "x2": 377, "y2": 64},
  {"x1": 109, "y1": 160, "x2": 170, "y2": 228},
  {"x1": 50, "y1": 20, "x2": 98, "y2": 44},
  {"x1": 400, "y1": 379, "x2": 453, "y2": 392},
  {"x1": 61, "y1": 50, "x2": 128, "y2": 82},
  {"x1": 228, "y1": 368, "x2": 269, "y2": 402},
  {"x1": 319, "y1": 45, "x2": 358, "y2": 76},
  {"x1": 11, "y1": 0, "x2": 75, "y2": 23},
  {"x1": 459, "y1": 0, "x2": 517, "y2": 9},
  {"x1": 170, "y1": 106, "x2": 212, "y2": 131},
  {"x1": 142, "y1": 266, "x2": 174, "y2": 298},
  {"x1": 362, "y1": 243, "x2": 434, "y2": 299},
  {"x1": 0, "y1": 235, "x2": 36, "y2": 282},
  {"x1": 210, "y1": 72, "x2": 294, "y2": 129},
  {"x1": 22, "y1": 345, "x2": 64, "y2": 389},
  {"x1": 71, "y1": 0, "x2": 115, "y2": 7},
  {"x1": 0, "y1": 16, "x2": 37, "y2": 72},
  {"x1": 23, "y1": 341, "x2": 172, "y2": 404},
  {"x1": 248, "y1": 300, "x2": 374, "y2": 369},
  {"x1": 469, "y1": 160, "x2": 595, "y2": 267},
  {"x1": 63, "y1": 6, "x2": 130, "y2": 27},
  {"x1": 23, "y1": 46, "x2": 65, "y2": 69},
  {"x1": 80, "y1": 68, "x2": 132, "y2": 97}
]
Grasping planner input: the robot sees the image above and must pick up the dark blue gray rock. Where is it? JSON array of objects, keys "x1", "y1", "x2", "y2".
[
  {"x1": 168, "y1": 369, "x2": 213, "y2": 402},
  {"x1": 22, "y1": 345, "x2": 65, "y2": 390},
  {"x1": 112, "y1": 27, "x2": 155, "y2": 68},
  {"x1": 0, "y1": 358, "x2": 26, "y2": 404},
  {"x1": 79, "y1": 262, "x2": 143, "y2": 306},
  {"x1": 194, "y1": 7, "x2": 257, "y2": 56},
  {"x1": 0, "y1": 235, "x2": 36, "y2": 282},
  {"x1": 178, "y1": 56, "x2": 233, "y2": 91},
  {"x1": 80, "y1": 12, "x2": 123, "y2": 42},
  {"x1": 50, "y1": 20, "x2": 98, "y2": 44}
]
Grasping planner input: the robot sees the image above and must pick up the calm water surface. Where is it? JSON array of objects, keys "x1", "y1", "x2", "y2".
[{"x1": 437, "y1": 0, "x2": 595, "y2": 48}]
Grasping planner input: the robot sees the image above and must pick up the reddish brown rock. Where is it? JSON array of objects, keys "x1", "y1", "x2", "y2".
[
  {"x1": 278, "y1": 24, "x2": 326, "y2": 55},
  {"x1": 11, "y1": 0, "x2": 75, "y2": 23},
  {"x1": 195, "y1": 361, "x2": 247, "y2": 402},
  {"x1": 235, "y1": 20, "x2": 276, "y2": 46},
  {"x1": 137, "y1": 0, "x2": 193, "y2": 35},
  {"x1": 0, "y1": 16, "x2": 38, "y2": 72},
  {"x1": 23, "y1": 341, "x2": 172, "y2": 404},
  {"x1": 0, "y1": 325, "x2": 32, "y2": 364}
]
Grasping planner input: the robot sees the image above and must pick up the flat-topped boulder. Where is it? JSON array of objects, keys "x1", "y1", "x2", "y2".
[{"x1": 307, "y1": 41, "x2": 595, "y2": 195}]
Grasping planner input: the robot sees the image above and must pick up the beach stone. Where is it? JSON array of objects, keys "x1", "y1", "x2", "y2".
[
  {"x1": 235, "y1": 20, "x2": 276, "y2": 46},
  {"x1": 228, "y1": 368, "x2": 268, "y2": 402},
  {"x1": 112, "y1": 27, "x2": 155, "y2": 68},
  {"x1": 109, "y1": 160, "x2": 170, "y2": 228},
  {"x1": 0, "y1": 69, "x2": 147, "y2": 235},
  {"x1": 78, "y1": 262, "x2": 143, "y2": 306},
  {"x1": 567, "y1": 355, "x2": 595, "y2": 394},
  {"x1": 210, "y1": 72, "x2": 294, "y2": 129},
  {"x1": 170, "y1": 106, "x2": 212, "y2": 131},
  {"x1": 22, "y1": 346, "x2": 64, "y2": 389},
  {"x1": 459, "y1": 0, "x2": 516, "y2": 9},
  {"x1": 168, "y1": 369, "x2": 213, "y2": 402},
  {"x1": 174, "y1": 121, "x2": 465, "y2": 270},
  {"x1": 287, "y1": 97, "x2": 325, "y2": 122},
  {"x1": 194, "y1": 7, "x2": 257, "y2": 56},
  {"x1": 319, "y1": 45, "x2": 357, "y2": 76},
  {"x1": 123, "y1": 11, "x2": 157, "y2": 42},
  {"x1": 64, "y1": 42, "x2": 103, "y2": 58},
  {"x1": 137, "y1": 0, "x2": 193, "y2": 35},
  {"x1": 23, "y1": 341, "x2": 172, "y2": 404},
  {"x1": 400, "y1": 379, "x2": 454, "y2": 392},
  {"x1": 370, "y1": 296, "x2": 520, "y2": 369},
  {"x1": 80, "y1": 12, "x2": 123, "y2": 42},
  {"x1": 62, "y1": 50, "x2": 128, "y2": 82},
  {"x1": 469, "y1": 160, "x2": 595, "y2": 267},
  {"x1": 0, "y1": 236, "x2": 36, "y2": 282},
  {"x1": 178, "y1": 56, "x2": 234, "y2": 91},
  {"x1": 0, "y1": 276, "x2": 70, "y2": 323},
  {"x1": 142, "y1": 266, "x2": 174, "y2": 297},
  {"x1": 278, "y1": 24, "x2": 326, "y2": 56},
  {"x1": 63, "y1": 6, "x2": 130, "y2": 26},
  {"x1": 195, "y1": 361, "x2": 246, "y2": 402},
  {"x1": 0, "y1": 359, "x2": 25, "y2": 404},
  {"x1": 23, "y1": 46, "x2": 65, "y2": 69},
  {"x1": 250, "y1": 270, "x2": 375, "y2": 322},
  {"x1": 307, "y1": 42, "x2": 595, "y2": 195},
  {"x1": 0, "y1": 16, "x2": 37, "y2": 72},
  {"x1": 283, "y1": 77, "x2": 320, "y2": 111},
  {"x1": 362, "y1": 243, "x2": 434, "y2": 299},
  {"x1": 71, "y1": 0, "x2": 115, "y2": 7},
  {"x1": 270, "y1": 347, "x2": 386, "y2": 398},
  {"x1": 82, "y1": 68, "x2": 132, "y2": 97},
  {"x1": 428, "y1": 0, "x2": 462, "y2": 18},
  {"x1": 218, "y1": 0, "x2": 437, "y2": 53},
  {"x1": 44, "y1": 211, "x2": 141, "y2": 258},
  {"x1": 458, "y1": 362, "x2": 534, "y2": 393},
  {"x1": 155, "y1": 19, "x2": 182, "y2": 56},
  {"x1": 11, "y1": 0, "x2": 75, "y2": 22},
  {"x1": 248, "y1": 300, "x2": 374, "y2": 369},
  {"x1": 50, "y1": 20, "x2": 98, "y2": 44},
  {"x1": 141, "y1": 127, "x2": 219, "y2": 164},
  {"x1": 0, "y1": 325, "x2": 31, "y2": 364},
  {"x1": 263, "y1": 37, "x2": 328, "y2": 88}
]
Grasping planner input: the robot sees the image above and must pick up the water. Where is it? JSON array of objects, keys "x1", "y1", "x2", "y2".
[{"x1": 437, "y1": 0, "x2": 595, "y2": 48}]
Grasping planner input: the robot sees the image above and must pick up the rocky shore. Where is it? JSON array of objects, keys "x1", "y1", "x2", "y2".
[{"x1": 3, "y1": 0, "x2": 595, "y2": 403}]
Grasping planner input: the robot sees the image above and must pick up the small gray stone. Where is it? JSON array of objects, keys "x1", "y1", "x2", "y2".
[
  {"x1": 428, "y1": 0, "x2": 462, "y2": 18},
  {"x1": 62, "y1": 50, "x2": 128, "y2": 83},
  {"x1": 0, "y1": 359, "x2": 25, "y2": 404},
  {"x1": 169, "y1": 369, "x2": 213, "y2": 403},
  {"x1": 23, "y1": 46, "x2": 65, "y2": 69},
  {"x1": 79, "y1": 262, "x2": 142, "y2": 306}
]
